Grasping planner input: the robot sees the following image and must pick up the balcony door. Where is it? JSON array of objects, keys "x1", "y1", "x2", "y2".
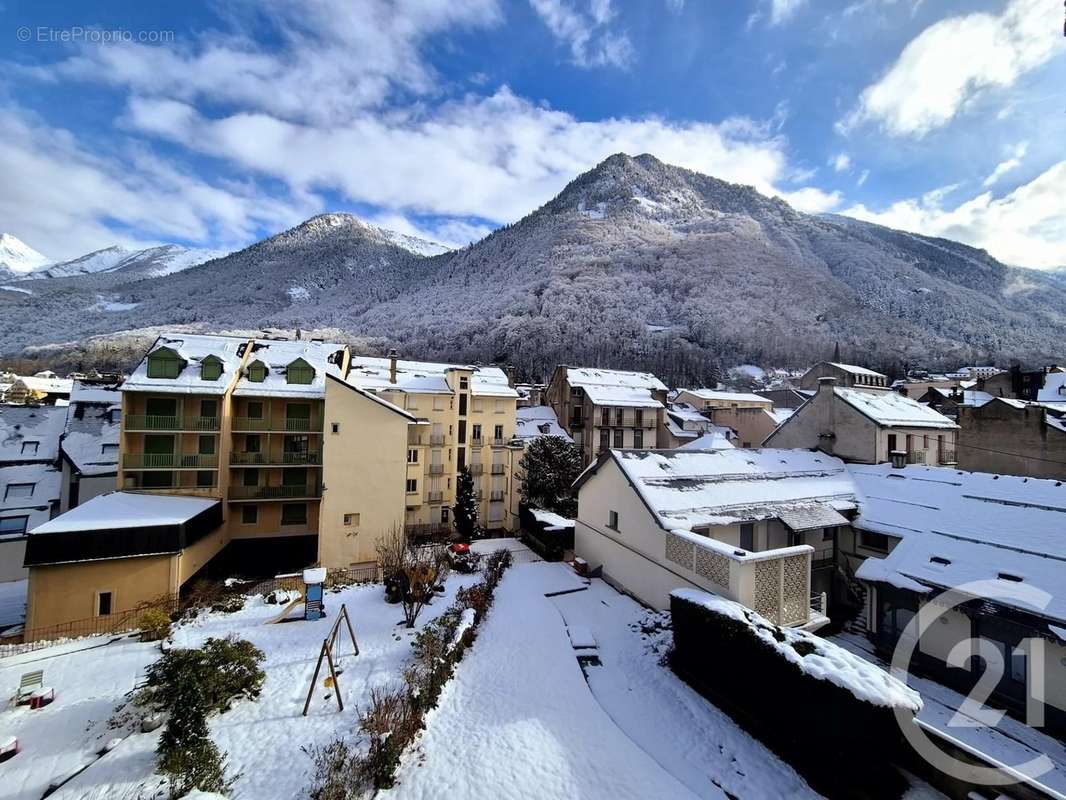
[{"x1": 146, "y1": 397, "x2": 177, "y2": 424}]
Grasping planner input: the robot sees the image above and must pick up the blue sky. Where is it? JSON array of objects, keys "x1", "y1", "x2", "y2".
[{"x1": 1, "y1": 0, "x2": 1063, "y2": 267}]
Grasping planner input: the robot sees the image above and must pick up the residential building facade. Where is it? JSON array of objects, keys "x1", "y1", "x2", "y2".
[
  {"x1": 797, "y1": 362, "x2": 890, "y2": 392},
  {"x1": 956, "y1": 399, "x2": 1066, "y2": 480},
  {"x1": 545, "y1": 366, "x2": 668, "y2": 464}
]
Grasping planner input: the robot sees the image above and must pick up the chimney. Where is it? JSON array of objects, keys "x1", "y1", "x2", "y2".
[
  {"x1": 890, "y1": 450, "x2": 906, "y2": 469},
  {"x1": 504, "y1": 364, "x2": 515, "y2": 388},
  {"x1": 817, "y1": 376, "x2": 837, "y2": 394},
  {"x1": 388, "y1": 349, "x2": 398, "y2": 384}
]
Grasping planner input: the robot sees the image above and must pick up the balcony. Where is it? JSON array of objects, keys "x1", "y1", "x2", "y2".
[
  {"x1": 429, "y1": 434, "x2": 446, "y2": 446},
  {"x1": 125, "y1": 415, "x2": 220, "y2": 432},
  {"x1": 491, "y1": 437, "x2": 506, "y2": 447},
  {"x1": 427, "y1": 490, "x2": 444, "y2": 503},
  {"x1": 470, "y1": 437, "x2": 484, "y2": 447},
  {"x1": 123, "y1": 453, "x2": 218, "y2": 469},
  {"x1": 489, "y1": 490, "x2": 505, "y2": 502},
  {"x1": 231, "y1": 417, "x2": 318, "y2": 432},
  {"x1": 664, "y1": 530, "x2": 822, "y2": 629},
  {"x1": 469, "y1": 463, "x2": 484, "y2": 476},
  {"x1": 404, "y1": 522, "x2": 452, "y2": 539},
  {"x1": 229, "y1": 484, "x2": 321, "y2": 500},
  {"x1": 427, "y1": 463, "x2": 445, "y2": 476},
  {"x1": 230, "y1": 450, "x2": 322, "y2": 466},
  {"x1": 906, "y1": 450, "x2": 926, "y2": 465},
  {"x1": 490, "y1": 463, "x2": 505, "y2": 475},
  {"x1": 408, "y1": 430, "x2": 427, "y2": 445}
]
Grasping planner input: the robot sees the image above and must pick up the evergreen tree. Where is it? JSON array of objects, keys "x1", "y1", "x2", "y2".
[
  {"x1": 452, "y1": 466, "x2": 481, "y2": 541},
  {"x1": 157, "y1": 681, "x2": 234, "y2": 798},
  {"x1": 518, "y1": 436, "x2": 584, "y2": 517}
]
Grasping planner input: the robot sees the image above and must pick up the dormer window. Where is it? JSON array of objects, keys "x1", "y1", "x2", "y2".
[
  {"x1": 146, "y1": 347, "x2": 182, "y2": 379},
  {"x1": 286, "y1": 358, "x2": 315, "y2": 385},
  {"x1": 200, "y1": 355, "x2": 223, "y2": 381},
  {"x1": 246, "y1": 360, "x2": 268, "y2": 383}
]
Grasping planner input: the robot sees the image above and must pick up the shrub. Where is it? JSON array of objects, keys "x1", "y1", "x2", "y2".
[
  {"x1": 405, "y1": 611, "x2": 462, "y2": 713},
  {"x1": 144, "y1": 636, "x2": 265, "y2": 715},
  {"x1": 210, "y1": 594, "x2": 246, "y2": 615},
  {"x1": 304, "y1": 738, "x2": 361, "y2": 800},
  {"x1": 455, "y1": 582, "x2": 491, "y2": 622},
  {"x1": 355, "y1": 686, "x2": 422, "y2": 791},
  {"x1": 157, "y1": 695, "x2": 236, "y2": 799},
  {"x1": 138, "y1": 607, "x2": 173, "y2": 642},
  {"x1": 484, "y1": 549, "x2": 513, "y2": 590}
]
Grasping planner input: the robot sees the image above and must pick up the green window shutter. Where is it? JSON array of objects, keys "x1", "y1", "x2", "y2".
[
  {"x1": 201, "y1": 357, "x2": 222, "y2": 381},
  {"x1": 247, "y1": 361, "x2": 268, "y2": 382},
  {"x1": 147, "y1": 352, "x2": 181, "y2": 379},
  {"x1": 286, "y1": 359, "x2": 315, "y2": 384}
]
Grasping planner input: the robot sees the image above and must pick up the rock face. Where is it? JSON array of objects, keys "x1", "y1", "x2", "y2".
[{"x1": 2, "y1": 154, "x2": 1065, "y2": 381}]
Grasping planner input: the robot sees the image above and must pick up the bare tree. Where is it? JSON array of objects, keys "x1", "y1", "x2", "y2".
[{"x1": 375, "y1": 526, "x2": 451, "y2": 628}]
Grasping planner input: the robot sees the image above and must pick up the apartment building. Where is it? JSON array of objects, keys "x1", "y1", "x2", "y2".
[
  {"x1": 797, "y1": 362, "x2": 890, "y2": 392},
  {"x1": 21, "y1": 333, "x2": 522, "y2": 636},
  {"x1": 673, "y1": 389, "x2": 782, "y2": 448},
  {"x1": 545, "y1": 366, "x2": 668, "y2": 464}
]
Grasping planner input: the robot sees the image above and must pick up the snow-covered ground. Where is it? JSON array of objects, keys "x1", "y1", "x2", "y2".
[{"x1": 0, "y1": 575, "x2": 478, "y2": 800}]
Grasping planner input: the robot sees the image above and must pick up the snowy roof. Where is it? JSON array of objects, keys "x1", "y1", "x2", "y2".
[
  {"x1": 346, "y1": 356, "x2": 518, "y2": 398},
  {"x1": 566, "y1": 367, "x2": 666, "y2": 408},
  {"x1": 1037, "y1": 372, "x2": 1066, "y2": 403},
  {"x1": 31, "y1": 492, "x2": 218, "y2": 534},
  {"x1": 588, "y1": 448, "x2": 856, "y2": 531},
  {"x1": 767, "y1": 408, "x2": 794, "y2": 424},
  {"x1": 678, "y1": 432, "x2": 735, "y2": 451},
  {"x1": 515, "y1": 406, "x2": 573, "y2": 442},
  {"x1": 326, "y1": 373, "x2": 417, "y2": 421},
  {"x1": 69, "y1": 383, "x2": 122, "y2": 405},
  {"x1": 62, "y1": 392, "x2": 121, "y2": 476},
  {"x1": 850, "y1": 464, "x2": 1066, "y2": 622},
  {"x1": 679, "y1": 389, "x2": 771, "y2": 405},
  {"x1": 234, "y1": 338, "x2": 346, "y2": 398},
  {"x1": 665, "y1": 402, "x2": 708, "y2": 426},
  {"x1": 826, "y1": 362, "x2": 887, "y2": 378},
  {"x1": 0, "y1": 404, "x2": 66, "y2": 464},
  {"x1": 13, "y1": 376, "x2": 74, "y2": 395},
  {"x1": 124, "y1": 333, "x2": 246, "y2": 395},
  {"x1": 925, "y1": 387, "x2": 994, "y2": 407},
  {"x1": 530, "y1": 508, "x2": 574, "y2": 530},
  {"x1": 1, "y1": 463, "x2": 61, "y2": 535},
  {"x1": 835, "y1": 388, "x2": 957, "y2": 429}
]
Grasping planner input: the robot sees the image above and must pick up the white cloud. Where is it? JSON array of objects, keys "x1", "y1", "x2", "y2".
[
  {"x1": 769, "y1": 0, "x2": 807, "y2": 25},
  {"x1": 840, "y1": 0, "x2": 1059, "y2": 137},
  {"x1": 843, "y1": 161, "x2": 1066, "y2": 268},
  {"x1": 776, "y1": 187, "x2": 842, "y2": 214},
  {"x1": 528, "y1": 0, "x2": 633, "y2": 68},
  {"x1": 124, "y1": 88, "x2": 807, "y2": 225},
  {"x1": 830, "y1": 152, "x2": 851, "y2": 172},
  {"x1": 857, "y1": 169, "x2": 870, "y2": 187},
  {"x1": 982, "y1": 141, "x2": 1028, "y2": 187},
  {"x1": 0, "y1": 105, "x2": 319, "y2": 260}
]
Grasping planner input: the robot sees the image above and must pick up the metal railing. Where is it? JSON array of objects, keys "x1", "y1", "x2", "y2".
[
  {"x1": 3, "y1": 593, "x2": 180, "y2": 651},
  {"x1": 489, "y1": 490, "x2": 505, "y2": 502},
  {"x1": 490, "y1": 463, "x2": 505, "y2": 475},
  {"x1": 470, "y1": 437, "x2": 484, "y2": 447},
  {"x1": 231, "y1": 417, "x2": 317, "y2": 432},
  {"x1": 124, "y1": 415, "x2": 220, "y2": 431},
  {"x1": 123, "y1": 453, "x2": 219, "y2": 469},
  {"x1": 429, "y1": 434, "x2": 446, "y2": 446},
  {"x1": 427, "y1": 464, "x2": 445, "y2": 476},
  {"x1": 469, "y1": 463, "x2": 484, "y2": 475},
  {"x1": 229, "y1": 450, "x2": 322, "y2": 466},
  {"x1": 404, "y1": 522, "x2": 452, "y2": 540},
  {"x1": 228, "y1": 484, "x2": 321, "y2": 500},
  {"x1": 906, "y1": 450, "x2": 927, "y2": 464},
  {"x1": 938, "y1": 447, "x2": 957, "y2": 464},
  {"x1": 491, "y1": 437, "x2": 506, "y2": 447},
  {"x1": 427, "y1": 491, "x2": 444, "y2": 502}
]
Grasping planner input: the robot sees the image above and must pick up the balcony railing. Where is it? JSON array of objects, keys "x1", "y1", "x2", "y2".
[
  {"x1": 490, "y1": 463, "x2": 505, "y2": 475},
  {"x1": 489, "y1": 490, "x2": 505, "y2": 502},
  {"x1": 491, "y1": 437, "x2": 506, "y2": 447},
  {"x1": 469, "y1": 463, "x2": 484, "y2": 475},
  {"x1": 664, "y1": 530, "x2": 814, "y2": 628},
  {"x1": 427, "y1": 491, "x2": 444, "y2": 502},
  {"x1": 123, "y1": 453, "x2": 218, "y2": 469},
  {"x1": 938, "y1": 447, "x2": 957, "y2": 464},
  {"x1": 906, "y1": 450, "x2": 927, "y2": 465},
  {"x1": 229, "y1": 484, "x2": 321, "y2": 500},
  {"x1": 231, "y1": 417, "x2": 318, "y2": 432},
  {"x1": 125, "y1": 415, "x2": 220, "y2": 431},
  {"x1": 427, "y1": 464, "x2": 445, "y2": 476},
  {"x1": 470, "y1": 437, "x2": 484, "y2": 447},
  {"x1": 429, "y1": 434, "x2": 446, "y2": 446},
  {"x1": 230, "y1": 450, "x2": 322, "y2": 466},
  {"x1": 404, "y1": 522, "x2": 452, "y2": 540}
]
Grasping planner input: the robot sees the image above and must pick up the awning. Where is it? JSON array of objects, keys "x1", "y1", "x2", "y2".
[{"x1": 778, "y1": 503, "x2": 850, "y2": 532}]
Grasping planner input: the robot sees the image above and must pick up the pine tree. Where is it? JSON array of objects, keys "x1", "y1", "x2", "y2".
[
  {"x1": 518, "y1": 436, "x2": 584, "y2": 517},
  {"x1": 157, "y1": 682, "x2": 234, "y2": 798},
  {"x1": 452, "y1": 466, "x2": 480, "y2": 541}
]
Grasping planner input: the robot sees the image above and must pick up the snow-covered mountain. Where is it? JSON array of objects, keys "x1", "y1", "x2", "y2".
[
  {"x1": 2, "y1": 156, "x2": 1066, "y2": 384},
  {"x1": 0, "y1": 233, "x2": 50, "y2": 277},
  {"x1": 27, "y1": 244, "x2": 226, "y2": 280}
]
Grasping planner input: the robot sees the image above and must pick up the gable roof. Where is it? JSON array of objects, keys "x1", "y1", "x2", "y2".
[
  {"x1": 826, "y1": 362, "x2": 887, "y2": 378},
  {"x1": 515, "y1": 406, "x2": 572, "y2": 442},
  {"x1": 346, "y1": 356, "x2": 518, "y2": 398},
  {"x1": 0, "y1": 405, "x2": 66, "y2": 465},
  {"x1": 834, "y1": 387, "x2": 958, "y2": 429},
  {"x1": 124, "y1": 333, "x2": 246, "y2": 395},
  {"x1": 325, "y1": 373, "x2": 417, "y2": 421},
  {"x1": 679, "y1": 389, "x2": 770, "y2": 404},
  {"x1": 565, "y1": 367, "x2": 666, "y2": 408},
  {"x1": 62, "y1": 385, "x2": 121, "y2": 477},
  {"x1": 233, "y1": 339, "x2": 346, "y2": 398},
  {"x1": 1, "y1": 462, "x2": 62, "y2": 536}
]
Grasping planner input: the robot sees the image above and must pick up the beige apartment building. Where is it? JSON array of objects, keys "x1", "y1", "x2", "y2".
[
  {"x1": 545, "y1": 366, "x2": 668, "y2": 464},
  {"x1": 22, "y1": 334, "x2": 521, "y2": 637},
  {"x1": 673, "y1": 389, "x2": 781, "y2": 448},
  {"x1": 765, "y1": 377, "x2": 958, "y2": 464}
]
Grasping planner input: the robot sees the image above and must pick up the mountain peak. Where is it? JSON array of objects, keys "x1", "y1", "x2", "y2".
[
  {"x1": 0, "y1": 233, "x2": 51, "y2": 274},
  {"x1": 280, "y1": 212, "x2": 450, "y2": 257}
]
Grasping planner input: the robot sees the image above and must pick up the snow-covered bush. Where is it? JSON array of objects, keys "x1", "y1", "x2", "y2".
[
  {"x1": 157, "y1": 697, "x2": 235, "y2": 799},
  {"x1": 669, "y1": 590, "x2": 918, "y2": 799},
  {"x1": 303, "y1": 738, "x2": 361, "y2": 800},
  {"x1": 484, "y1": 549, "x2": 513, "y2": 591},
  {"x1": 356, "y1": 686, "x2": 421, "y2": 791},
  {"x1": 138, "y1": 607, "x2": 173, "y2": 642},
  {"x1": 144, "y1": 636, "x2": 265, "y2": 717},
  {"x1": 518, "y1": 436, "x2": 584, "y2": 517}
]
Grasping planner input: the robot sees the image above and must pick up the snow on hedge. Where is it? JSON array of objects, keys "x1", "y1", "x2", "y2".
[{"x1": 671, "y1": 589, "x2": 921, "y2": 712}]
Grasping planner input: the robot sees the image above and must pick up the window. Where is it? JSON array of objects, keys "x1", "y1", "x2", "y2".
[
  {"x1": 344, "y1": 513, "x2": 359, "y2": 526},
  {"x1": 433, "y1": 397, "x2": 445, "y2": 411},
  {"x1": 281, "y1": 503, "x2": 307, "y2": 526},
  {"x1": 615, "y1": 408, "x2": 624, "y2": 426},
  {"x1": 4, "y1": 483, "x2": 33, "y2": 501},
  {"x1": 200, "y1": 356, "x2": 222, "y2": 381},
  {"x1": 823, "y1": 526, "x2": 837, "y2": 542},
  {"x1": 198, "y1": 435, "x2": 215, "y2": 455},
  {"x1": 459, "y1": 377, "x2": 469, "y2": 391},
  {"x1": 472, "y1": 424, "x2": 482, "y2": 442},
  {"x1": 441, "y1": 507, "x2": 450, "y2": 523},
  {"x1": 96, "y1": 591, "x2": 113, "y2": 617},
  {"x1": 598, "y1": 429, "x2": 609, "y2": 451},
  {"x1": 494, "y1": 424, "x2": 503, "y2": 441},
  {"x1": 242, "y1": 505, "x2": 258, "y2": 524},
  {"x1": 200, "y1": 399, "x2": 217, "y2": 419},
  {"x1": 407, "y1": 449, "x2": 418, "y2": 463},
  {"x1": 613, "y1": 429, "x2": 624, "y2": 448},
  {"x1": 601, "y1": 408, "x2": 610, "y2": 426},
  {"x1": 887, "y1": 433, "x2": 897, "y2": 452},
  {"x1": 243, "y1": 468, "x2": 260, "y2": 487},
  {"x1": 472, "y1": 398, "x2": 483, "y2": 412},
  {"x1": 859, "y1": 531, "x2": 890, "y2": 552},
  {"x1": 330, "y1": 422, "x2": 340, "y2": 434},
  {"x1": 21, "y1": 441, "x2": 39, "y2": 455},
  {"x1": 634, "y1": 409, "x2": 643, "y2": 427},
  {"x1": 246, "y1": 434, "x2": 261, "y2": 453},
  {"x1": 246, "y1": 360, "x2": 268, "y2": 382},
  {"x1": 406, "y1": 478, "x2": 418, "y2": 493},
  {"x1": 740, "y1": 523, "x2": 755, "y2": 551},
  {"x1": 633, "y1": 428, "x2": 643, "y2": 448},
  {"x1": 0, "y1": 516, "x2": 29, "y2": 537},
  {"x1": 607, "y1": 510, "x2": 619, "y2": 530},
  {"x1": 145, "y1": 397, "x2": 177, "y2": 418},
  {"x1": 495, "y1": 400, "x2": 504, "y2": 413},
  {"x1": 287, "y1": 403, "x2": 311, "y2": 421},
  {"x1": 407, "y1": 395, "x2": 418, "y2": 410},
  {"x1": 196, "y1": 471, "x2": 214, "y2": 488},
  {"x1": 286, "y1": 358, "x2": 314, "y2": 384},
  {"x1": 146, "y1": 348, "x2": 182, "y2": 379},
  {"x1": 101, "y1": 443, "x2": 119, "y2": 456},
  {"x1": 247, "y1": 401, "x2": 264, "y2": 419}
]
